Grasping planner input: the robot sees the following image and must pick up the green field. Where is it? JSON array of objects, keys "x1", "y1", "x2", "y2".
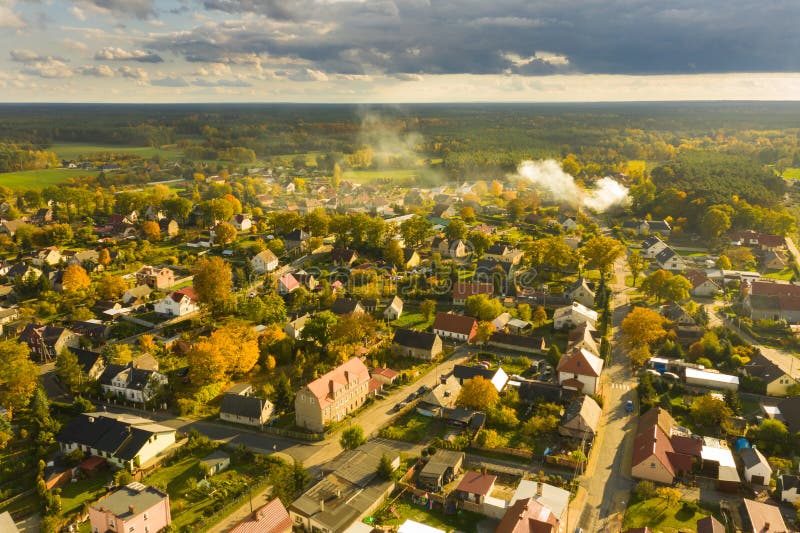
[
  {"x1": 782, "y1": 167, "x2": 800, "y2": 179},
  {"x1": 343, "y1": 168, "x2": 421, "y2": 182},
  {"x1": 0, "y1": 168, "x2": 99, "y2": 189},
  {"x1": 51, "y1": 143, "x2": 183, "y2": 160}
]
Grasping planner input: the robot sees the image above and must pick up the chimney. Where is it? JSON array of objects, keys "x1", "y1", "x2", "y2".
[
  {"x1": 764, "y1": 522, "x2": 769, "y2": 531},
  {"x1": 319, "y1": 499, "x2": 325, "y2": 512},
  {"x1": 344, "y1": 370, "x2": 350, "y2": 383},
  {"x1": 536, "y1": 482, "x2": 543, "y2": 496},
  {"x1": 128, "y1": 505, "x2": 135, "y2": 514},
  {"x1": 328, "y1": 380, "x2": 334, "y2": 396}
]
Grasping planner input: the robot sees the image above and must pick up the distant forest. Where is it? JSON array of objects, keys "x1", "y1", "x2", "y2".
[{"x1": 1, "y1": 102, "x2": 800, "y2": 179}]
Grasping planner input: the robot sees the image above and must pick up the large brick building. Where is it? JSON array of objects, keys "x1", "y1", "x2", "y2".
[{"x1": 295, "y1": 358, "x2": 371, "y2": 433}]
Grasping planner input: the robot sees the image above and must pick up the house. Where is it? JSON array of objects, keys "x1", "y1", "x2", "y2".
[
  {"x1": 553, "y1": 302, "x2": 598, "y2": 330},
  {"x1": 684, "y1": 269, "x2": 721, "y2": 297},
  {"x1": 384, "y1": 295, "x2": 404, "y2": 320},
  {"x1": 402, "y1": 249, "x2": 421, "y2": 269},
  {"x1": 431, "y1": 237, "x2": 468, "y2": 259},
  {"x1": 452, "y1": 364, "x2": 508, "y2": 392},
  {"x1": 135, "y1": 265, "x2": 175, "y2": 290},
  {"x1": 732, "y1": 230, "x2": 786, "y2": 251},
  {"x1": 496, "y1": 497, "x2": 559, "y2": 533},
  {"x1": 220, "y1": 393, "x2": 274, "y2": 427},
  {"x1": 452, "y1": 282, "x2": 494, "y2": 306},
  {"x1": 392, "y1": 329, "x2": 443, "y2": 360},
  {"x1": 743, "y1": 280, "x2": 800, "y2": 322},
  {"x1": 417, "y1": 450, "x2": 464, "y2": 492},
  {"x1": 251, "y1": 249, "x2": 279, "y2": 273},
  {"x1": 557, "y1": 347, "x2": 604, "y2": 395},
  {"x1": 559, "y1": 395, "x2": 602, "y2": 439},
  {"x1": 64, "y1": 249, "x2": 100, "y2": 268},
  {"x1": 159, "y1": 218, "x2": 180, "y2": 238},
  {"x1": 454, "y1": 470, "x2": 496, "y2": 505},
  {"x1": 284, "y1": 229, "x2": 310, "y2": 254},
  {"x1": 70, "y1": 348, "x2": 106, "y2": 380},
  {"x1": 739, "y1": 447, "x2": 772, "y2": 485},
  {"x1": 72, "y1": 319, "x2": 110, "y2": 341},
  {"x1": 361, "y1": 298, "x2": 377, "y2": 313},
  {"x1": 741, "y1": 498, "x2": 787, "y2": 533},
  {"x1": 18, "y1": 323, "x2": 80, "y2": 362},
  {"x1": 488, "y1": 332, "x2": 546, "y2": 355},
  {"x1": 663, "y1": 303, "x2": 695, "y2": 325},
  {"x1": 565, "y1": 277, "x2": 595, "y2": 307},
  {"x1": 631, "y1": 408, "x2": 696, "y2": 484},
  {"x1": 0, "y1": 306, "x2": 19, "y2": 326},
  {"x1": 0, "y1": 219, "x2": 25, "y2": 237},
  {"x1": 277, "y1": 273, "x2": 300, "y2": 295},
  {"x1": 696, "y1": 516, "x2": 725, "y2": 533},
  {"x1": 371, "y1": 367, "x2": 399, "y2": 386},
  {"x1": 776, "y1": 395, "x2": 800, "y2": 433},
  {"x1": 230, "y1": 213, "x2": 253, "y2": 232},
  {"x1": 568, "y1": 322, "x2": 599, "y2": 353},
  {"x1": 331, "y1": 248, "x2": 359, "y2": 267},
  {"x1": 0, "y1": 511, "x2": 19, "y2": 533},
  {"x1": 284, "y1": 313, "x2": 310, "y2": 339},
  {"x1": 778, "y1": 474, "x2": 800, "y2": 504},
  {"x1": 122, "y1": 284, "x2": 151, "y2": 305},
  {"x1": 58, "y1": 413, "x2": 176, "y2": 470},
  {"x1": 154, "y1": 287, "x2": 200, "y2": 317},
  {"x1": 417, "y1": 375, "x2": 462, "y2": 416},
  {"x1": 431, "y1": 203, "x2": 458, "y2": 219},
  {"x1": 623, "y1": 219, "x2": 650, "y2": 234},
  {"x1": 294, "y1": 358, "x2": 371, "y2": 433},
  {"x1": 5, "y1": 262, "x2": 42, "y2": 282},
  {"x1": 29, "y1": 208, "x2": 53, "y2": 225},
  {"x1": 742, "y1": 351, "x2": 798, "y2": 396},
  {"x1": 763, "y1": 249, "x2": 788, "y2": 270},
  {"x1": 293, "y1": 271, "x2": 318, "y2": 291},
  {"x1": 655, "y1": 247, "x2": 686, "y2": 271},
  {"x1": 330, "y1": 298, "x2": 364, "y2": 315},
  {"x1": 485, "y1": 243, "x2": 524, "y2": 265},
  {"x1": 231, "y1": 498, "x2": 292, "y2": 533},
  {"x1": 90, "y1": 483, "x2": 171, "y2": 533},
  {"x1": 641, "y1": 235, "x2": 669, "y2": 259},
  {"x1": 99, "y1": 363, "x2": 168, "y2": 404},
  {"x1": 289, "y1": 442, "x2": 399, "y2": 532},
  {"x1": 432, "y1": 312, "x2": 478, "y2": 343},
  {"x1": 557, "y1": 215, "x2": 578, "y2": 232},
  {"x1": 200, "y1": 450, "x2": 230, "y2": 476},
  {"x1": 31, "y1": 246, "x2": 62, "y2": 267}
]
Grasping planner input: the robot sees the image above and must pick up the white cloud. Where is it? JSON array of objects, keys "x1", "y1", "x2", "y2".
[
  {"x1": 21, "y1": 58, "x2": 73, "y2": 78},
  {"x1": 78, "y1": 64, "x2": 115, "y2": 77},
  {"x1": 62, "y1": 38, "x2": 90, "y2": 52},
  {"x1": 0, "y1": 1, "x2": 25, "y2": 29},
  {"x1": 117, "y1": 65, "x2": 149, "y2": 82},
  {"x1": 70, "y1": 6, "x2": 86, "y2": 21},
  {"x1": 95, "y1": 46, "x2": 163, "y2": 63},
  {"x1": 289, "y1": 68, "x2": 328, "y2": 82}
]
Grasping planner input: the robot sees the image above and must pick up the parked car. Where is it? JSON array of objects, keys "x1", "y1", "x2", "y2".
[{"x1": 625, "y1": 400, "x2": 634, "y2": 413}]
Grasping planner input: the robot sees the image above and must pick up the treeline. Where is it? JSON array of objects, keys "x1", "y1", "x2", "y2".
[{"x1": 0, "y1": 143, "x2": 58, "y2": 172}]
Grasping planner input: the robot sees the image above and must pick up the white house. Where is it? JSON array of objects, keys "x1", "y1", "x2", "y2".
[
  {"x1": 557, "y1": 347, "x2": 604, "y2": 395},
  {"x1": 553, "y1": 302, "x2": 598, "y2": 330},
  {"x1": 740, "y1": 447, "x2": 772, "y2": 485},
  {"x1": 641, "y1": 235, "x2": 669, "y2": 259},
  {"x1": 384, "y1": 295, "x2": 404, "y2": 320},
  {"x1": 685, "y1": 270, "x2": 721, "y2": 297},
  {"x1": 154, "y1": 287, "x2": 200, "y2": 317},
  {"x1": 566, "y1": 278, "x2": 595, "y2": 308},
  {"x1": 284, "y1": 313, "x2": 310, "y2": 339},
  {"x1": 99, "y1": 363, "x2": 168, "y2": 404},
  {"x1": 251, "y1": 249, "x2": 279, "y2": 273},
  {"x1": 229, "y1": 214, "x2": 253, "y2": 232},
  {"x1": 557, "y1": 216, "x2": 579, "y2": 232},
  {"x1": 656, "y1": 247, "x2": 687, "y2": 271},
  {"x1": 779, "y1": 475, "x2": 800, "y2": 503}
]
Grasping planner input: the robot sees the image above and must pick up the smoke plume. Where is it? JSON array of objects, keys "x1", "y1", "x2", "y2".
[
  {"x1": 358, "y1": 112, "x2": 422, "y2": 168},
  {"x1": 516, "y1": 159, "x2": 630, "y2": 212}
]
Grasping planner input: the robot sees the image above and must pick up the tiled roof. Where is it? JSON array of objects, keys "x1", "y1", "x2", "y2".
[
  {"x1": 304, "y1": 358, "x2": 370, "y2": 408},
  {"x1": 455, "y1": 471, "x2": 496, "y2": 496},
  {"x1": 432, "y1": 313, "x2": 477, "y2": 336},
  {"x1": 556, "y1": 347, "x2": 603, "y2": 377}
]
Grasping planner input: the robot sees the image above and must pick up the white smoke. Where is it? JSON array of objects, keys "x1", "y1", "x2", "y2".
[{"x1": 516, "y1": 159, "x2": 630, "y2": 212}]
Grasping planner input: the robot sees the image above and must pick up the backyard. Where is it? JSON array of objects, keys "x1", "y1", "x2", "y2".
[
  {"x1": 623, "y1": 495, "x2": 717, "y2": 533},
  {"x1": 380, "y1": 412, "x2": 446, "y2": 443},
  {"x1": 371, "y1": 497, "x2": 484, "y2": 533}
]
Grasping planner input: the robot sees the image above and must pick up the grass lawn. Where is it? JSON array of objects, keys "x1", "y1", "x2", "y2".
[
  {"x1": 60, "y1": 475, "x2": 111, "y2": 517},
  {"x1": 764, "y1": 267, "x2": 795, "y2": 281},
  {"x1": 392, "y1": 311, "x2": 434, "y2": 331},
  {"x1": 783, "y1": 167, "x2": 800, "y2": 179},
  {"x1": 51, "y1": 143, "x2": 183, "y2": 160},
  {"x1": 623, "y1": 497, "x2": 712, "y2": 533},
  {"x1": 373, "y1": 499, "x2": 482, "y2": 533},
  {"x1": 381, "y1": 412, "x2": 444, "y2": 443},
  {"x1": 0, "y1": 167, "x2": 99, "y2": 189}
]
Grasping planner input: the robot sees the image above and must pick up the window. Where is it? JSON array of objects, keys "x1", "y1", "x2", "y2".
[{"x1": 143, "y1": 513, "x2": 148, "y2": 520}]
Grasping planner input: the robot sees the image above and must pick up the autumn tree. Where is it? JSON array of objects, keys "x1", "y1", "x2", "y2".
[
  {"x1": 97, "y1": 275, "x2": 127, "y2": 300},
  {"x1": 581, "y1": 235, "x2": 626, "y2": 278},
  {"x1": 716, "y1": 255, "x2": 732, "y2": 270},
  {"x1": 629, "y1": 344, "x2": 652, "y2": 369},
  {"x1": 400, "y1": 216, "x2": 432, "y2": 247},
  {"x1": 532, "y1": 305, "x2": 547, "y2": 326},
  {"x1": 384, "y1": 239, "x2": 404, "y2": 268},
  {"x1": 690, "y1": 394, "x2": 734, "y2": 432},
  {"x1": 445, "y1": 219, "x2": 467, "y2": 241},
  {"x1": 456, "y1": 376, "x2": 499, "y2": 411},
  {"x1": 61, "y1": 264, "x2": 91, "y2": 292},
  {"x1": 420, "y1": 299, "x2": 436, "y2": 321},
  {"x1": 517, "y1": 303, "x2": 532, "y2": 322},
  {"x1": 98, "y1": 248, "x2": 111, "y2": 266},
  {"x1": 475, "y1": 321, "x2": 494, "y2": 345},
  {"x1": 621, "y1": 307, "x2": 666, "y2": 348},
  {"x1": 192, "y1": 256, "x2": 233, "y2": 313},
  {"x1": 702, "y1": 206, "x2": 732, "y2": 241},
  {"x1": 0, "y1": 340, "x2": 38, "y2": 417},
  {"x1": 187, "y1": 340, "x2": 226, "y2": 386},
  {"x1": 301, "y1": 311, "x2": 338, "y2": 347},
  {"x1": 460, "y1": 206, "x2": 476, "y2": 222},
  {"x1": 208, "y1": 323, "x2": 260, "y2": 376},
  {"x1": 465, "y1": 294, "x2": 503, "y2": 321},
  {"x1": 214, "y1": 221, "x2": 238, "y2": 246},
  {"x1": 656, "y1": 486, "x2": 681, "y2": 507},
  {"x1": 627, "y1": 250, "x2": 646, "y2": 287},
  {"x1": 141, "y1": 221, "x2": 161, "y2": 241}
]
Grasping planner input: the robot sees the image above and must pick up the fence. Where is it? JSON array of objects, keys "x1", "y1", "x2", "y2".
[
  {"x1": 261, "y1": 425, "x2": 325, "y2": 442},
  {"x1": 470, "y1": 444, "x2": 534, "y2": 460},
  {"x1": 546, "y1": 454, "x2": 586, "y2": 472},
  {"x1": 192, "y1": 474, "x2": 273, "y2": 531}
]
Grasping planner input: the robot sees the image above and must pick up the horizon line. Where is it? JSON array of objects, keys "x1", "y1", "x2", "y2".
[{"x1": 3, "y1": 99, "x2": 800, "y2": 106}]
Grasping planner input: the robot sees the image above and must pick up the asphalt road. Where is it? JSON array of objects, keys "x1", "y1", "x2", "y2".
[{"x1": 574, "y1": 257, "x2": 636, "y2": 533}]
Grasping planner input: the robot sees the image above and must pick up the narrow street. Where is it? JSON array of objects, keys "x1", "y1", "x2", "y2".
[{"x1": 574, "y1": 256, "x2": 636, "y2": 532}]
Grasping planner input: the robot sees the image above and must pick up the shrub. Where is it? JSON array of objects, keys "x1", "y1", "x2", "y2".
[{"x1": 634, "y1": 480, "x2": 656, "y2": 501}]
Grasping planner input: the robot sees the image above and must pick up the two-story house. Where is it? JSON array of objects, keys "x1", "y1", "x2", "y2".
[
  {"x1": 99, "y1": 363, "x2": 168, "y2": 404},
  {"x1": 135, "y1": 266, "x2": 175, "y2": 290},
  {"x1": 557, "y1": 347, "x2": 604, "y2": 395},
  {"x1": 154, "y1": 287, "x2": 199, "y2": 317},
  {"x1": 251, "y1": 249, "x2": 279, "y2": 273},
  {"x1": 89, "y1": 483, "x2": 171, "y2": 533}
]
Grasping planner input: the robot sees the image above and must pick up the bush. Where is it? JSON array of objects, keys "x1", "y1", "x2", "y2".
[{"x1": 634, "y1": 480, "x2": 656, "y2": 501}]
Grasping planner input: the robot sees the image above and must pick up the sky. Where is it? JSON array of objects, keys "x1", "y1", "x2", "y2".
[{"x1": 2, "y1": 0, "x2": 800, "y2": 102}]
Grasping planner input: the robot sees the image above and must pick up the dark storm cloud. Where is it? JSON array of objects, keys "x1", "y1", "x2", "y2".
[{"x1": 142, "y1": 0, "x2": 800, "y2": 76}]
